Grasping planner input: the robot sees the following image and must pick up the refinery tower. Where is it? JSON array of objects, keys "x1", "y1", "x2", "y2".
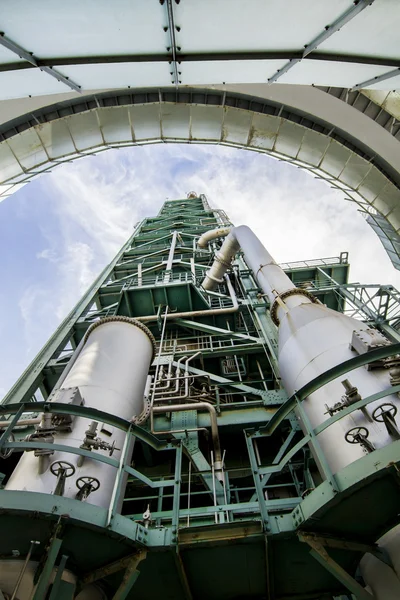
[{"x1": 2, "y1": 193, "x2": 400, "y2": 600}]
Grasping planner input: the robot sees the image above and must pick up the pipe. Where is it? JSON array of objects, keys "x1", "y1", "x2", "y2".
[
  {"x1": 152, "y1": 402, "x2": 223, "y2": 478},
  {"x1": 10, "y1": 540, "x2": 40, "y2": 600},
  {"x1": 197, "y1": 227, "x2": 231, "y2": 249},
  {"x1": 135, "y1": 274, "x2": 239, "y2": 323},
  {"x1": 200, "y1": 226, "x2": 309, "y2": 321},
  {"x1": 0, "y1": 417, "x2": 41, "y2": 429}
]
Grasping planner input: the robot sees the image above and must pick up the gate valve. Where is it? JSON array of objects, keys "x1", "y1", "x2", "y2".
[
  {"x1": 75, "y1": 476, "x2": 100, "y2": 501},
  {"x1": 372, "y1": 403, "x2": 400, "y2": 439},
  {"x1": 345, "y1": 426, "x2": 375, "y2": 453},
  {"x1": 50, "y1": 460, "x2": 76, "y2": 496},
  {"x1": 24, "y1": 430, "x2": 55, "y2": 457}
]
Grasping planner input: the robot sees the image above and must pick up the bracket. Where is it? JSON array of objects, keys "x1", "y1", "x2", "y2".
[{"x1": 299, "y1": 533, "x2": 383, "y2": 599}]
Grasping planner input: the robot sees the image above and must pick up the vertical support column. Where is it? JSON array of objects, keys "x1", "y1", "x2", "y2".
[
  {"x1": 107, "y1": 426, "x2": 134, "y2": 527},
  {"x1": 245, "y1": 431, "x2": 270, "y2": 531},
  {"x1": 295, "y1": 399, "x2": 339, "y2": 493},
  {"x1": 172, "y1": 443, "x2": 183, "y2": 544},
  {"x1": 165, "y1": 231, "x2": 178, "y2": 283},
  {"x1": 32, "y1": 537, "x2": 63, "y2": 600}
]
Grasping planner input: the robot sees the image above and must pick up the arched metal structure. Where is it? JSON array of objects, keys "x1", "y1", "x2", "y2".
[{"x1": 0, "y1": 0, "x2": 400, "y2": 265}]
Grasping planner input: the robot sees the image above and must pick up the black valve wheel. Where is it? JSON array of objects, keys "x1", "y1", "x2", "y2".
[
  {"x1": 76, "y1": 476, "x2": 100, "y2": 491},
  {"x1": 345, "y1": 426, "x2": 369, "y2": 444},
  {"x1": 50, "y1": 460, "x2": 76, "y2": 477},
  {"x1": 372, "y1": 403, "x2": 397, "y2": 422},
  {"x1": 0, "y1": 433, "x2": 14, "y2": 459}
]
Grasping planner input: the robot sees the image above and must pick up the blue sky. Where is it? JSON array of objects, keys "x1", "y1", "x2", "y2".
[{"x1": 1, "y1": 143, "x2": 400, "y2": 398}]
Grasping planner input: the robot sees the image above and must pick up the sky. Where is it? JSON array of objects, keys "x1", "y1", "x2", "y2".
[{"x1": 1, "y1": 142, "x2": 400, "y2": 399}]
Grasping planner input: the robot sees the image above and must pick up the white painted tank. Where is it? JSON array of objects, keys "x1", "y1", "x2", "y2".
[
  {"x1": 278, "y1": 302, "x2": 400, "y2": 474},
  {"x1": 6, "y1": 317, "x2": 156, "y2": 509}
]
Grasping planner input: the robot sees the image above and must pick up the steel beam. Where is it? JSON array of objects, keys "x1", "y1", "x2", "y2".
[
  {"x1": 0, "y1": 33, "x2": 81, "y2": 92},
  {"x1": 32, "y1": 537, "x2": 63, "y2": 600},
  {"x1": 111, "y1": 550, "x2": 147, "y2": 600},
  {"x1": 268, "y1": 0, "x2": 376, "y2": 83},
  {"x1": 352, "y1": 67, "x2": 400, "y2": 91},
  {"x1": 1, "y1": 50, "x2": 400, "y2": 71},
  {"x1": 301, "y1": 535, "x2": 373, "y2": 600}
]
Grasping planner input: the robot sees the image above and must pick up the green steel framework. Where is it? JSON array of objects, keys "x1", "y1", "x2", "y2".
[{"x1": 1, "y1": 194, "x2": 400, "y2": 599}]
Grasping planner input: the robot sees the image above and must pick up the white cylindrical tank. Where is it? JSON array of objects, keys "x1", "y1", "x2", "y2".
[
  {"x1": 6, "y1": 317, "x2": 156, "y2": 509},
  {"x1": 278, "y1": 302, "x2": 400, "y2": 474}
]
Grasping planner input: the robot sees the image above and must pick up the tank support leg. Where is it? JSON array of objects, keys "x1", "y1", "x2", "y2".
[
  {"x1": 111, "y1": 550, "x2": 147, "y2": 600},
  {"x1": 32, "y1": 536, "x2": 62, "y2": 600},
  {"x1": 48, "y1": 554, "x2": 69, "y2": 600},
  {"x1": 299, "y1": 535, "x2": 373, "y2": 599}
]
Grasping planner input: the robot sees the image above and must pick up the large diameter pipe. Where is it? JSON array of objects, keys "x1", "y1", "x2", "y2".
[{"x1": 6, "y1": 317, "x2": 156, "y2": 510}]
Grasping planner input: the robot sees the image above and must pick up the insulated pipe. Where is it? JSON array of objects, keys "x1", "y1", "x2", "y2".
[
  {"x1": 152, "y1": 402, "x2": 223, "y2": 478},
  {"x1": 6, "y1": 317, "x2": 156, "y2": 510},
  {"x1": 197, "y1": 227, "x2": 232, "y2": 249}
]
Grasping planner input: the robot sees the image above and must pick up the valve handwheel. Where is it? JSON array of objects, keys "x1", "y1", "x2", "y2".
[
  {"x1": 50, "y1": 460, "x2": 76, "y2": 477},
  {"x1": 372, "y1": 403, "x2": 397, "y2": 422},
  {"x1": 0, "y1": 433, "x2": 14, "y2": 459},
  {"x1": 76, "y1": 476, "x2": 100, "y2": 491},
  {"x1": 345, "y1": 427, "x2": 369, "y2": 444}
]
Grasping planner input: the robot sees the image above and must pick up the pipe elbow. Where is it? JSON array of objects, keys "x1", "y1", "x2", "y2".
[{"x1": 197, "y1": 227, "x2": 231, "y2": 249}]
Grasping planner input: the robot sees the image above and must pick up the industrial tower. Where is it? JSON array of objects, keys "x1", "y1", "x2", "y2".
[{"x1": 1, "y1": 193, "x2": 400, "y2": 599}]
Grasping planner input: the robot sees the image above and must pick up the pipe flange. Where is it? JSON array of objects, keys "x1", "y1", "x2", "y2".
[
  {"x1": 215, "y1": 254, "x2": 232, "y2": 269},
  {"x1": 270, "y1": 288, "x2": 318, "y2": 326},
  {"x1": 83, "y1": 316, "x2": 157, "y2": 360}
]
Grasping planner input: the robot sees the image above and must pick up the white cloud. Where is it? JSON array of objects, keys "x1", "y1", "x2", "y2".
[{"x1": 7, "y1": 142, "x2": 400, "y2": 390}]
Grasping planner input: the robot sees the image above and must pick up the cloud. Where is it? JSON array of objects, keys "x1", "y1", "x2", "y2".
[{"x1": 4, "y1": 142, "x2": 400, "y2": 398}]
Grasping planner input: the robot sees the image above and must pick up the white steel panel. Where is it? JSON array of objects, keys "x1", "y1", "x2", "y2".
[
  {"x1": 319, "y1": 1, "x2": 400, "y2": 61},
  {"x1": 340, "y1": 155, "x2": 372, "y2": 188},
  {"x1": 247, "y1": 113, "x2": 280, "y2": 151},
  {"x1": 364, "y1": 74, "x2": 400, "y2": 91},
  {"x1": 372, "y1": 194, "x2": 391, "y2": 217},
  {"x1": 388, "y1": 207, "x2": 400, "y2": 232},
  {"x1": 357, "y1": 170, "x2": 389, "y2": 202},
  {"x1": 0, "y1": 0, "x2": 167, "y2": 57},
  {"x1": 296, "y1": 130, "x2": 330, "y2": 166},
  {"x1": 175, "y1": 0, "x2": 351, "y2": 52},
  {"x1": 59, "y1": 63, "x2": 171, "y2": 90},
  {"x1": 160, "y1": 103, "x2": 191, "y2": 139},
  {"x1": 319, "y1": 142, "x2": 352, "y2": 178},
  {"x1": 378, "y1": 184, "x2": 400, "y2": 213},
  {"x1": 221, "y1": 107, "x2": 252, "y2": 145},
  {"x1": 189, "y1": 105, "x2": 223, "y2": 140},
  {"x1": 0, "y1": 143, "x2": 23, "y2": 182},
  {"x1": 362, "y1": 90, "x2": 400, "y2": 121},
  {"x1": 182, "y1": 60, "x2": 285, "y2": 85},
  {"x1": 280, "y1": 60, "x2": 391, "y2": 88},
  {"x1": 98, "y1": 107, "x2": 132, "y2": 144},
  {"x1": 274, "y1": 120, "x2": 305, "y2": 156},
  {"x1": 38, "y1": 121, "x2": 77, "y2": 159},
  {"x1": 66, "y1": 111, "x2": 103, "y2": 150},
  {"x1": 129, "y1": 105, "x2": 162, "y2": 141},
  {"x1": 0, "y1": 69, "x2": 68, "y2": 100},
  {"x1": 6, "y1": 129, "x2": 47, "y2": 170}
]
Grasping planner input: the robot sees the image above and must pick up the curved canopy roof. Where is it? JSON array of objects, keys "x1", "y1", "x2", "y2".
[{"x1": 1, "y1": 0, "x2": 400, "y2": 266}]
